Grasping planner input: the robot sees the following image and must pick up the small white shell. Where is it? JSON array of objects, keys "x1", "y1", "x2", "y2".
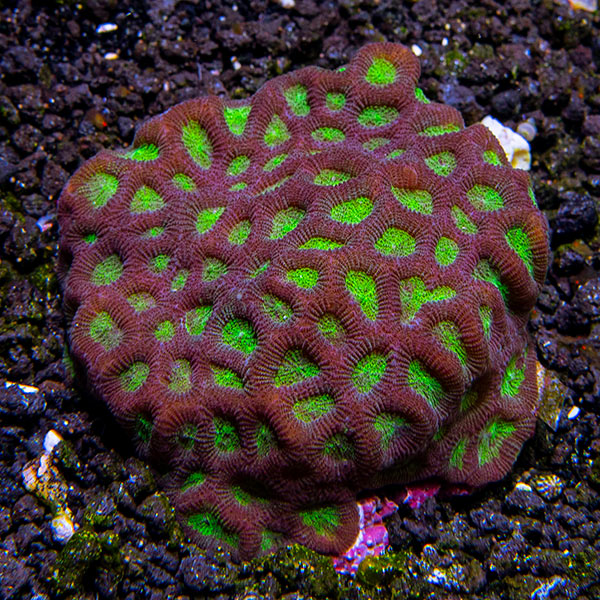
[{"x1": 481, "y1": 116, "x2": 531, "y2": 170}]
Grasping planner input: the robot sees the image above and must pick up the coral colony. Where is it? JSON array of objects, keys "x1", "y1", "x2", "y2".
[{"x1": 57, "y1": 43, "x2": 548, "y2": 560}]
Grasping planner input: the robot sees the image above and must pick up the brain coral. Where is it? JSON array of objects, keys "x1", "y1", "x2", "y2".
[{"x1": 57, "y1": 43, "x2": 549, "y2": 559}]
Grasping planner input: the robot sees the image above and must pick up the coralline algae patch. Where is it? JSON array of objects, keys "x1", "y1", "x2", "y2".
[{"x1": 57, "y1": 43, "x2": 549, "y2": 559}]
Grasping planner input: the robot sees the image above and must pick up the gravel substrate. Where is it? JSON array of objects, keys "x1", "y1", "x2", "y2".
[{"x1": 0, "y1": 0, "x2": 599, "y2": 598}]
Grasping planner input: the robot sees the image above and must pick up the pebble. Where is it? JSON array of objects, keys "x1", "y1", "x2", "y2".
[{"x1": 96, "y1": 23, "x2": 118, "y2": 34}]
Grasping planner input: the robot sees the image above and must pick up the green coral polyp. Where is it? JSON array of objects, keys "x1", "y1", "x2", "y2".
[
  {"x1": 82, "y1": 173, "x2": 118, "y2": 209},
  {"x1": 311, "y1": 127, "x2": 345, "y2": 143},
  {"x1": 185, "y1": 306, "x2": 212, "y2": 336},
  {"x1": 420, "y1": 124, "x2": 460, "y2": 136},
  {"x1": 414, "y1": 87, "x2": 430, "y2": 103},
  {"x1": 176, "y1": 423, "x2": 197, "y2": 450},
  {"x1": 214, "y1": 417, "x2": 240, "y2": 452},
  {"x1": 188, "y1": 511, "x2": 239, "y2": 547},
  {"x1": 127, "y1": 292, "x2": 156, "y2": 312},
  {"x1": 358, "y1": 106, "x2": 399, "y2": 127},
  {"x1": 92, "y1": 254, "x2": 123, "y2": 286},
  {"x1": 135, "y1": 414, "x2": 153, "y2": 443},
  {"x1": 326, "y1": 92, "x2": 346, "y2": 111},
  {"x1": 505, "y1": 226, "x2": 534, "y2": 275},
  {"x1": 345, "y1": 270, "x2": 378, "y2": 320},
  {"x1": 314, "y1": 169, "x2": 352, "y2": 186},
  {"x1": 483, "y1": 150, "x2": 502, "y2": 165},
  {"x1": 264, "y1": 114, "x2": 290, "y2": 147},
  {"x1": 286, "y1": 267, "x2": 318, "y2": 289},
  {"x1": 196, "y1": 207, "x2": 225, "y2": 234},
  {"x1": 227, "y1": 155, "x2": 251, "y2": 176},
  {"x1": 407, "y1": 360, "x2": 444, "y2": 408},
  {"x1": 425, "y1": 151, "x2": 457, "y2": 176},
  {"x1": 467, "y1": 184, "x2": 504, "y2": 211},
  {"x1": 228, "y1": 220, "x2": 251, "y2": 245},
  {"x1": 182, "y1": 121, "x2": 212, "y2": 168},
  {"x1": 123, "y1": 143, "x2": 160, "y2": 161},
  {"x1": 263, "y1": 294, "x2": 293, "y2": 322},
  {"x1": 120, "y1": 362, "x2": 149, "y2": 392},
  {"x1": 149, "y1": 254, "x2": 170, "y2": 273},
  {"x1": 299, "y1": 237, "x2": 344, "y2": 250},
  {"x1": 155, "y1": 320, "x2": 175, "y2": 342},
  {"x1": 478, "y1": 419, "x2": 516, "y2": 466},
  {"x1": 172, "y1": 173, "x2": 196, "y2": 191},
  {"x1": 324, "y1": 433, "x2": 355, "y2": 461},
  {"x1": 171, "y1": 269, "x2": 189, "y2": 291},
  {"x1": 270, "y1": 207, "x2": 304, "y2": 239},
  {"x1": 435, "y1": 237, "x2": 459, "y2": 266},
  {"x1": 375, "y1": 227, "x2": 416, "y2": 257},
  {"x1": 352, "y1": 352, "x2": 386, "y2": 393},
  {"x1": 168, "y1": 359, "x2": 192, "y2": 393},
  {"x1": 391, "y1": 187, "x2": 433, "y2": 214},
  {"x1": 293, "y1": 394, "x2": 335, "y2": 423},
  {"x1": 398, "y1": 277, "x2": 456, "y2": 322},
  {"x1": 284, "y1": 84, "x2": 310, "y2": 116},
  {"x1": 501, "y1": 353, "x2": 526, "y2": 397},
  {"x1": 275, "y1": 349, "x2": 320, "y2": 387},
  {"x1": 130, "y1": 186, "x2": 164, "y2": 213},
  {"x1": 374, "y1": 413, "x2": 407, "y2": 449},
  {"x1": 300, "y1": 506, "x2": 340, "y2": 537},
  {"x1": 203, "y1": 258, "x2": 227, "y2": 281},
  {"x1": 366, "y1": 57, "x2": 396, "y2": 85},
  {"x1": 434, "y1": 321, "x2": 467, "y2": 365},
  {"x1": 317, "y1": 314, "x2": 345, "y2": 343},
  {"x1": 222, "y1": 319, "x2": 257, "y2": 354},
  {"x1": 330, "y1": 196, "x2": 373, "y2": 224},
  {"x1": 89, "y1": 312, "x2": 122, "y2": 350},
  {"x1": 182, "y1": 472, "x2": 205, "y2": 491},
  {"x1": 451, "y1": 206, "x2": 478, "y2": 234},
  {"x1": 263, "y1": 153, "x2": 288, "y2": 172},
  {"x1": 363, "y1": 137, "x2": 390, "y2": 151},
  {"x1": 450, "y1": 438, "x2": 467, "y2": 469},
  {"x1": 473, "y1": 260, "x2": 509, "y2": 303},
  {"x1": 479, "y1": 305, "x2": 493, "y2": 338},
  {"x1": 212, "y1": 365, "x2": 244, "y2": 389},
  {"x1": 255, "y1": 423, "x2": 277, "y2": 455},
  {"x1": 224, "y1": 105, "x2": 251, "y2": 135}
]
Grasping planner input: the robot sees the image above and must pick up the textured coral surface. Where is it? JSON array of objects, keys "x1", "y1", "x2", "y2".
[{"x1": 57, "y1": 43, "x2": 548, "y2": 559}]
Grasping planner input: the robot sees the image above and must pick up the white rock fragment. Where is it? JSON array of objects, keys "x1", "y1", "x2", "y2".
[
  {"x1": 22, "y1": 430, "x2": 78, "y2": 545},
  {"x1": 481, "y1": 115, "x2": 531, "y2": 170},
  {"x1": 52, "y1": 513, "x2": 75, "y2": 543},
  {"x1": 567, "y1": 0, "x2": 597, "y2": 11},
  {"x1": 274, "y1": 0, "x2": 295, "y2": 8},
  {"x1": 104, "y1": 52, "x2": 119, "y2": 61},
  {"x1": 44, "y1": 429, "x2": 63, "y2": 454},
  {"x1": 96, "y1": 23, "x2": 118, "y2": 34},
  {"x1": 22, "y1": 463, "x2": 38, "y2": 492},
  {"x1": 567, "y1": 406, "x2": 580, "y2": 419},
  {"x1": 515, "y1": 482, "x2": 533, "y2": 492},
  {"x1": 4, "y1": 381, "x2": 39, "y2": 394},
  {"x1": 411, "y1": 44, "x2": 423, "y2": 57}
]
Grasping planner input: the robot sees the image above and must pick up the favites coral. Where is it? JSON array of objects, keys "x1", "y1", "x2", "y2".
[{"x1": 57, "y1": 43, "x2": 548, "y2": 559}]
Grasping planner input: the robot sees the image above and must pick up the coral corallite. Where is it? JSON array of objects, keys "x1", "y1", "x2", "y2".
[{"x1": 57, "y1": 43, "x2": 549, "y2": 559}]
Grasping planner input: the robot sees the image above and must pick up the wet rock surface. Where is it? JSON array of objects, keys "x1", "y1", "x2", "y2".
[{"x1": 0, "y1": 0, "x2": 599, "y2": 598}]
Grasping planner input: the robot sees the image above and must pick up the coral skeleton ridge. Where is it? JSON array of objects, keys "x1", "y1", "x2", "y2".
[{"x1": 58, "y1": 43, "x2": 549, "y2": 559}]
